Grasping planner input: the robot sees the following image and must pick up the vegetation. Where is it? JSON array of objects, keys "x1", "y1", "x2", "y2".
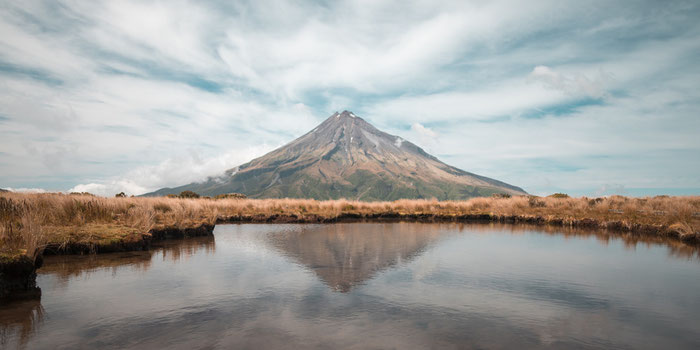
[
  {"x1": 214, "y1": 193, "x2": 247, "y2": 200},
  {"x1": 177, "y1": 190, "x2": 200, "y2": 199},
  {"x1": 0, "y1": 197, "x2": 45, "y2": 263},
  {"x1": 1, "y1": 192, "x2": 699, "y2": 263}
]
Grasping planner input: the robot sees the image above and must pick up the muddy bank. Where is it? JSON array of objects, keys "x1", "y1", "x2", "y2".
[
  {"x1": 0, "y1": 255, "x2": 42, "y2": 300},
  {"x1": 150, "y1": 224, "x2": 215, "y2": 240},
  {"x1": 217, "y1": 213, "x2": 700, "y2": 245},
  {"x1": 1, "y1": 224, "x2": 214, "y2": 299},
  {"x1": 42, "y1": 224, "x2": 215, "y2": 255}
]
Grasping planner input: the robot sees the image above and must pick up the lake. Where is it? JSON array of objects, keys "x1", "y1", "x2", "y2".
[{"x1": 2, "y1": 223, "x2": 700, "y2": 349}]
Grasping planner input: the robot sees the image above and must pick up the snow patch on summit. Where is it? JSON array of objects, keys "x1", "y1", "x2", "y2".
[{"x1": 394, "y1": 137, "x2": 404, "y2": 148}]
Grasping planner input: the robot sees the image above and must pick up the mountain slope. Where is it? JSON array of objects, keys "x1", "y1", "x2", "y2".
[{"x1": 145, "y1": 111, "x2": 526, "y2": 200}]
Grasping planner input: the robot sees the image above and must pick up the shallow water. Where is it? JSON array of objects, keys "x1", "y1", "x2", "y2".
[{"x1": 2, "y1": 223, "x2": 700, "y2": 349}]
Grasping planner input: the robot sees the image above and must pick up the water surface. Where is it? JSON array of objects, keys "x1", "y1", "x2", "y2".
[{"x1": 2, "y1": 223, "x2": 700, "y2": 349}]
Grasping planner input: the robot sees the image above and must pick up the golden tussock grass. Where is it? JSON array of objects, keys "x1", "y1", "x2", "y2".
[{"x1": 1, "y1": 192, "x2": 699, "y2": 261}]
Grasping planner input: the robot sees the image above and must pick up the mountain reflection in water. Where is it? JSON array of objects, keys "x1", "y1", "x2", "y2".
[
  {"x1": 0, "y1": 223, "x2": 699, "y2": 350},
  {"x1": 266, "y1": 223, "x2": 446, "y2": 292}
]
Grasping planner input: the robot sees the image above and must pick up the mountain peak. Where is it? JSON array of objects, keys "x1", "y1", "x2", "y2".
[
  {"x1": 338, "y1": 110, "x2": 356, "y2": 118},
  {"x1": 314, "y1": 110, "x2": 377, "y2": 138},
  {"x1": 146, "y1": 110, "x2": 527, "y2": 200},
  {"x1": 327, "y1": 110, "x2": 364, "y2": 124}
]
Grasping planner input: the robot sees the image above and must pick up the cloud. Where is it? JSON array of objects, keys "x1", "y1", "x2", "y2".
[
  {"x1": 411, "y1": 123, "x2": 437, "y2": 138},
  {"x1": 595, "y1": 184, "x2": 628, "y2": 197},
  {"x1": 4, "y1": 187, "x2": 49, "y2": 193},
  {"x1": 367, "y1": 78, "x2": 573, "y2": 124},
  {"x1": 409, "y1": 122, "x2": 439, "y2": 153},
  {"x1": 529, "y1": 65, "x2": 611, "y2": 99},
  {"x1": 68, "y1": 145, "x2": 273, "y2": 196}
]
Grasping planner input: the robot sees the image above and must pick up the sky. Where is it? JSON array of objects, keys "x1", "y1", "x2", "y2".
[{"x1": 1, "y1": 0, "x2": 699, "y2": 197}]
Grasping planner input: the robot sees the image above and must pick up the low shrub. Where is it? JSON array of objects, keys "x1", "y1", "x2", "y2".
[
  {"x1": 214, "y1": 193, "x2": 247, "y2": 200},
  {"x1": 588, "y1": 197, "x2": 604, "y2": 206},
  {"x1": 178, "y1": 191, "x2": 200, "y2": 199},
  {"x1": 528, "y1": 196, "x2": 546, "y2": 208},
  {"x1": 69, "y1": 192, "x2": 94, "y2": 196},
  {"x1": 153, "y1": 202, "x2": 172, "y2": 213}
]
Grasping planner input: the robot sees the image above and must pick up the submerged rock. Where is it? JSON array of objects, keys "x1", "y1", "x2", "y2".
[{"x1": 0, "y1": 255, "x2": 42, "y2": 299}]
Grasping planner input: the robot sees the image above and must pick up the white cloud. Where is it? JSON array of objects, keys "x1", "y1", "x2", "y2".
[
  {"x1": 368, "y1": 78, "x2": 571, "y2": 124},
  {"x1": 594, "y1": 184, "x2": 628, "y2": 196},
  {"x1": 408, "y1": 123, "x2": 439, "y2": 154},
  {"x1": 4, "y1": 188, "x2": 49, "y2": 193},
  {"x1": 68, "y1": 144, "x2": 274, "y2": 196},
  {"x1": 411, "y1": 123, "x2": 437, "y2": 138},
  {"x1": 528, "y1": 65, "x2": 611, "y2": 99}
]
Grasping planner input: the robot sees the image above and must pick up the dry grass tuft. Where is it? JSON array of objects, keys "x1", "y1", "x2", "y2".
[{"x1": 0, "y1": 197, "x2": 45, "y2": 263}]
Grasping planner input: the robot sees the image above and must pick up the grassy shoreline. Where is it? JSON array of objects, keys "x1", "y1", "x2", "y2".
[
  {"x1": 1, "y1": 192, "x2": 698, "y2": 298},
  {"x1": 1, "y1": 192, "x2": 699, "y2": 262}
]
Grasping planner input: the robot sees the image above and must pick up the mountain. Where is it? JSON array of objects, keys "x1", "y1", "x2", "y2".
[{"x1": 145, "y1": 111, "x2": 526, "y2": 200}]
